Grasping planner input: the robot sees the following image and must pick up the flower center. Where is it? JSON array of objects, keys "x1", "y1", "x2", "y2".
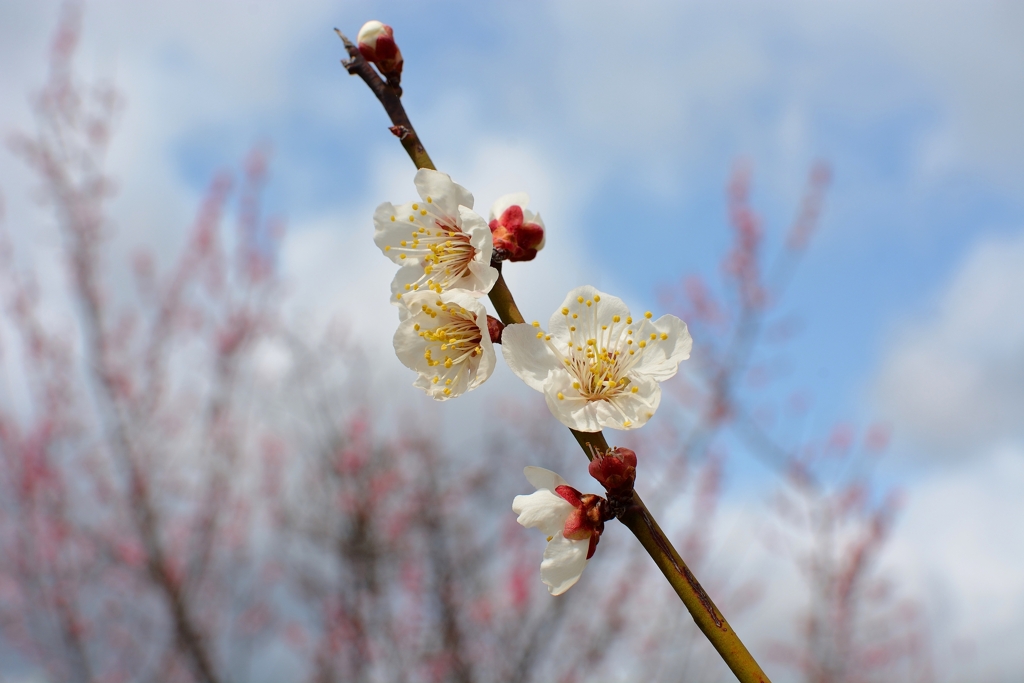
[
  {"x1": 416, "y1": 300, "x2": 483, "y2": 395},
  {"x1": 542, "y1": 296, "x2": 669, "y2": 404},
  {"x1": 400, "y1": 206, "x2": 476, "y2": 295}
]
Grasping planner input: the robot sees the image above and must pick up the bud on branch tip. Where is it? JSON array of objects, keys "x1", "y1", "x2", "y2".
[{"x1": 357, "y1": 20, "x2": 403, "y2": 86}]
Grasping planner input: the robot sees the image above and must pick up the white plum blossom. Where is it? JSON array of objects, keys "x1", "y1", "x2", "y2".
[
  {"x1": 393, "y1": 289, "x2": 496, "y2": 400},
  {"x1": 502, "y1": 285, "x2": 692, "y2": 432},
  {"x1": 512, "y1": 467, "x2": 607, "y2": 596},
  {"x1": 374, "y1": 169, "x2": 498, "y2": 304}
]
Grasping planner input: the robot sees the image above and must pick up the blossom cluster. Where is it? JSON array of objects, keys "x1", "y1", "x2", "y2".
[{"x1": 369, "y1": 69, "x2": 691, "y2": 594}]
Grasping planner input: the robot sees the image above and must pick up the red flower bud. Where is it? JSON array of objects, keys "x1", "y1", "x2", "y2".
[
  {"x1": 486, "y1": 315, "x2": 505, "y2": 344},
  {"x1": 357, "y1": 20, "x2": 403, "y2": 82},
  {"x1": 588, "y1": 447, "x2": 637, "y2": 495},
  {"x1": 488, "y1": 193, "x2": 545, "y2": 262},
  {"x1": 555, "y1": 485, "x2": 609, "y2": 559}
]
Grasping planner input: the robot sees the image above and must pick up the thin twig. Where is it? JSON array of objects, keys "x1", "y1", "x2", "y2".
[{"x1": 336, "y1": 29, "x2": 772, "y2": 683}]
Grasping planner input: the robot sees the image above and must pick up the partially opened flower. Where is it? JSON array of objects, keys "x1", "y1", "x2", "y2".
[
  {"x1": 512, "y1": 466, "x2": 608, "y2": 596},
  {"x1": 374, "y1": 169, "x2": 498, "y2": 304},
  {"x1": 489, "y1": 193, "x2": 546, "y2": 262},
  {"x1": 502, "y1": 285, "x2": 692, "y2": 431},
  {"x1": 393, "y1": 289, "x2": 496, "y2": 400}
]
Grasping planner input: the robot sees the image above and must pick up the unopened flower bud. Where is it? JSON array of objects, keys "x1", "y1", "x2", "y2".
[
  {"x1": 489, "y1": 193, "x2": 546, "y2": 263},
  {"x1": 487, "y1": 315, "x2": 505, "y2": 344},
  {"x1": 357, "y1": 20, "x2": 403, "y2": 82},
  {"x1": 588, "y1": 447, "x2": 637, "y2": 495}
]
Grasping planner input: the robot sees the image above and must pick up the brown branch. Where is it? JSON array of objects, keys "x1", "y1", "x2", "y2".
[
  {"x1": 337, "y1": 31, "x2": 773, "y2": 683},
  {"x1": 335, "y1": 30, "x2": 435, "y2": 171}
]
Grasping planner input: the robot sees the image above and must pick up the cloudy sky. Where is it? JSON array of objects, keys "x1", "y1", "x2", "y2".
[{"x1": 2, "y1": 1, "x2": 1023, "y2": 681}]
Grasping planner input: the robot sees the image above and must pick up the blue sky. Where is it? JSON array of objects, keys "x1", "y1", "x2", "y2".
[{"x1": 2, "y1": 1, "x2": 1023, "y2": 680}]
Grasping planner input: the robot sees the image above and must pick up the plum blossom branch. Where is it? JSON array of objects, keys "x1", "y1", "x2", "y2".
[{"x1": 337, "y1": 24, "x2": 772, "y2": 683}]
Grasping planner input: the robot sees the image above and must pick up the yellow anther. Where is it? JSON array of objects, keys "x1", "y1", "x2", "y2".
[
  {"x1": 661, "y1": 332, "x2": 668, "y2": 340},
  {"x1": 390, "y1": 216, "x2": 396, "y2": 222},
  {"x1": 577, "y1": 296, "x2": 584, "y2": 303},
  {"x1": 573, "y1": 381, "x2": 581, "y2": 389},
  {"x1": 413, "y1": 284, "x2": 420, "y2": 290},
  {"x1": 427, "y1": 196, "x2": 432, "y2": 203},
  {"x1": 546, "y1": 535, "x2": 553, "y2": 542},
  {"x1": 562, "y1": 307, "x2": 569, "y2": 315},
  {"x1": 536, "y1": 331, "x2": 544, "y2": 339},
  {"x1": 631, "y1": 386, "x2": 639, "y2": 393},
  {"x1": 420, "y1": 209, "x2": 427, "y2": 216},
  {"x1": 404, "y1": 284, "x2": 411, "y2": 291},
  {"x1": 572, "y1": 314, "x2": 578, "y2": 319},
  {"x1": 639, "y1": 340, "x2": 647, "y2": 348},
  {"x1": 432, "y1": 376, "x2": 439, "y2": 384},
  {"x1": 629, "y1": 350, "x2": 635, "y2": 355},
  {"x1": 627, "y1": 330, "x2": 633, "y2": 335},
  {"x1": 602, "y1": 325, "x2": 608, "y2": 330},
  {"x1": 414, "y1": 324, "x2": 420, "y2": 331},
  {"x1": 626, "y1": 317, "x2": 633, "y2": 324},
  {"x1": 412, "y1": 203, "x2": 418, "y2": 210},
  {"x1": 400, "y1": 254, "x2": 407, "y2": 260},
  {"x1": 613, "y1": 315, "x2": 621, "y2": 323},
  {"x1": 396, "y1": 293, "x2": 402, "y2": 299},
  {"x1": 557, "y1": 392, "x2": 565, "y2": 400},
  {"x1": 623, "y1": 420, "x2": 632, "y2": 427},
  {"x1": 409, "y1": 215, "x2": 415, "y2": 222},
  {"x1": 650, "y1": 333, "x2": 657, "y2": 340},
  {"x1": 445, "y1": 378, "x2": 452, "y2": 386},
  {"x1": 587, "y1": 338, "x2": 596, "y2": 346},
  {"x1": 532, "y1": 321, "x2": 540, "y2": 327},
  {"x1": 594, "y1": 295, "x2": 601, "y2": 302},
  {"x1": 545, "y1": 335, "x2": 551, "y2": 340},
  {"x1": 400, "y1": 240, "x2": 407, "y2": 246},
  {"x1": 384, "y1": 245, "x2": 391, "y2": 251},
  {"x1": 627, "y1": 339, "x2": 633, "y2": 345},
  {"x1": 570, "y1": 326, "x2": 576, "y2": 332},
  {"x1": 444, "y1": 358, "x2": 453, "y2": 368},
  {"x1": 443, "y1": 388, "x2": 451, "y2": 395},
  {"x1": 586, "y1": 300, "x2": 592, "y2": 307},
  {"x1": 644, "y1": 311, "x2": 653, "y2": 319}
]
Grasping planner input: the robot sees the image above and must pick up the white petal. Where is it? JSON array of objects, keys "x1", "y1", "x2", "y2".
[
  {"x1": 541, "y1": 534, "x2": 590, "y2": 596},
  {"x1": 512, "y1": 489, "x2": 573, "y2": 537},
  {"x1": 414, "y1": 168, "x2": 473, "y2": 217},
  {"x1": 501, "y1": 324, "x2": 561, "y2": 392},
  {"x1": 598, "y1": 375, "x2": 662, "y2": 430},
  {"x1": 390, "y1": 265, "x2": 427, "y2": 305},
  {"x1": 489, "y1": 192, "x2": 530, "y2": 221},
  {"x1": 462, "y1": 206, "x2": 493, "y2": 263},
  {"x1": 631, "y1": 315, "x2": 693, "y2": 382},
  {"x1": 548, "y1": 285, "x2": 630, "y2": 342},
  {"x1": 373, "y1": 202, "x2": 418, "y2": 265},
  {"x1": 542, "y1": 370, "x2": 604, "y2": 432},
  {"x1": 522, "y1": 466, "x2": 568, "y2": 492}
]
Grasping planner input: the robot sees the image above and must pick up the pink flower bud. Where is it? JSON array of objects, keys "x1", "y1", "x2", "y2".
[
  {"x1": 357, "y1": 20, "x2": 403, "y2": 81},
  {"x1": 488, "y1": 193, "x2": 545, "y2": 262},
  {"x1": 588, "y1": 447, "x2": 637, "y2": 495}
]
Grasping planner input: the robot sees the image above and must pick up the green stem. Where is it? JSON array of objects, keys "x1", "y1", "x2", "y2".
[{"x1": 338, "y1": 32, "x2": 772, "y2": 683}]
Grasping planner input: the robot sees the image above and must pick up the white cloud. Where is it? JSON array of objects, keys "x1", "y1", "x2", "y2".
[
  {"x1": 873, "y1": 230, "x2": 1024, "y2": 460},
  {"x1": 880, "y1": 444, "x2": 1024, "y2": 682}
]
